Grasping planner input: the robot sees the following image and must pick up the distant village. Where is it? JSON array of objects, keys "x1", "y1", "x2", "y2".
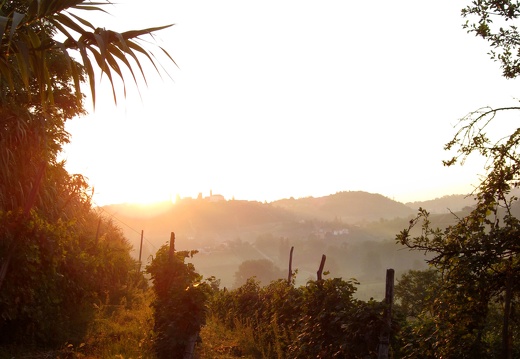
[{"x1": 174, "y1": 189, "x2": 227, "y2": 203}]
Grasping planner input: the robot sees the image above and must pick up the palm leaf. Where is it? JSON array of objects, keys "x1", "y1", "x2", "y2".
[
  {"x1": 107, "y1": 39, "x2": 139, "y2": 88},
  {"x1": 120, "y1": 25, "x2": 173, "y2": 40},
  {"x1": 52, "y1": 12, "x2": 88, "y2": 35},
  {"x1": 103, "y1": 48, "x2": 127, "y2": 99},
  {"x1": 87, "y1": 45, "x2": 118, "y2": 103},
  {"x1": 66, "y1": 10, "x2": 95, "y2": 31},
  {"x1": 1, "y1": 0, "x2": 175, "y2": 107},
  {"x1": 77, "y1": 41, "x2": 96, "y2": 107},
  {"x1": 9, "y1": 12, "x2": 24, "y2": 40},
  {"x1": 91, "y1": 32, "x2": 107, "y2": 68},
  {"x1": 124, "y1": 40, "x2": 160, "y2": 86}
]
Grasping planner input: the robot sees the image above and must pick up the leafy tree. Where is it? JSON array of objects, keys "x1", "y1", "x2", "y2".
[
  {"x1": 0, "y1": 0, "x2": 174, "y2": 349},
  {"x1": 0, "y1": 0, "x2": 174, "y2": 213},
  {"x1": 1, "y1": 0, "x2": 173, "y2": 108},
  {"x1": 391, "y1": 3, "x2": 520, "y2": 357},
  {"x1": 397, "y1": 201, "x2": 520, "y2": 358},
  {"x1": 462, "y1": 0, "x2": 520, "y2": 79},
  {"x1": 394, "y1": 269, "x2": 440, "y2": 320},
  {"x1": 453, "y1": 1, "x2": 520, "y2": 197},
  {"x1": 392, "y1": 269, "x2": 442, "y2": 358},
  {"x1": 0, "y1": 0, "x2": 174, "y2": 277},
  {"x1": 146, "y1": 245, "x2": 210, "y2": 359},
  {"x1": 0, "y1": 200, "x2": 142, "y2": 346}
]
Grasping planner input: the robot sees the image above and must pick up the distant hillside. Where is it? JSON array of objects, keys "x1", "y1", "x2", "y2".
[
  {"x1": 271, "y1": 191, "x2": 415, "y2": 223},
  {"x1": 101, "y1": 191, "x2": 418, "y2": 262},
  {"x1": 99, "y1": 189, "x2": 520, "y2": 293},
  {"x1": 405, "y1": 194, "x2": 477, "y2": 213},
  {"x1": 103, "y1": 199, "x2": 296, "y2": 248},
  {"x1": 101, "y1": 190, "x2": 480, "y2": 291},
  {"x1": 102, "y1": 191, "x2": 483, "y2": 254}
]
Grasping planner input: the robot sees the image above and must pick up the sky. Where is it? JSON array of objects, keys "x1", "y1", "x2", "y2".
[{"x1": 61, "y1": 0, "x2": 520, "y2": 206}]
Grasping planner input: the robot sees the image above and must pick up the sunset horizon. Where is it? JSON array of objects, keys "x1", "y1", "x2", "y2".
[
  {"x1": 61, "y1": 0, "x2": 509, "y2": 213},
  {"x1": 91, "y1": 185, "x2": 478, "y2": 208}
]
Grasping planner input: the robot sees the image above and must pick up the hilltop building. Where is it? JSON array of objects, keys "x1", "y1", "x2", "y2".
[{"x1": 208, "y1": 189, "x2": 225, "y2": 202}]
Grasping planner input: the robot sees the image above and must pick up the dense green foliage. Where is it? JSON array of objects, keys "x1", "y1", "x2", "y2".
[
  {"x1": 388, "y1": 2, "x2": 520, "y2": 358},
  {"x1": 210, "y1": 277, "x2": 394, "y2": 358},
  {"x1": 395, "y1": 266, "x2": 520, "y2": 358},
  {"x1": 147, "y1": 245, "x2": 212, "y2": 359},
  {"x1": 0, "y1": 0, "x2": 173, "y2": 108},
  {"x1": 397, "y1": 205, "x2": 520, "y2": 357},
  {"x1": 0, "y1": 202, "x2": 144, "y2": 346},
  {"x1": 0, "y1": 0, "x2": 174, "y2": 352}
]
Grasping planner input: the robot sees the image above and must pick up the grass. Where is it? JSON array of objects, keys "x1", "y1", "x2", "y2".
[
  {"x1": 0, "y1": 288, "x2": 155, "y2": 359},
  {"x1": 1, "y1": 290, "x2": 264, "y2": 359},
  {"x1": 195, "y1": 314, "x2": 256, "y2": 359},
  {"x1": 77, "y1": 290, "x2": 155, "y2": 358}
]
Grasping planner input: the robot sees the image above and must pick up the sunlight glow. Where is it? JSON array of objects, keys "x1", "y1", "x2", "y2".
[{"x1": 62, "y1": 0, "x2": 519, "y2": 207}]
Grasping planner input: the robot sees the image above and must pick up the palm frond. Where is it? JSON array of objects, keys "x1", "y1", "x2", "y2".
[{"x1": 1, "y1": 0, "x2": 175, "y2": 108}]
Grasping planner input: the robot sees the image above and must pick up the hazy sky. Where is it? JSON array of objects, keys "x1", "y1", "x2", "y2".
[{"x1": 61, "y1": 0, "x2": 519, "y2": 206}]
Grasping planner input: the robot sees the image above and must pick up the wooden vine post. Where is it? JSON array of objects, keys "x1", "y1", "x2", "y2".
[
  {"x1": 287, "y1": 246, "x2": 294, "y2": 284},
  {"x1": 378, "y1": 268, "x2": 395, "y2": 359},
  {"x1": 317, "y1": 254, "x2": 326, "y2": 281},
  {"x1": 169, "y1": 232, "x2": 175, "y2": 261}
]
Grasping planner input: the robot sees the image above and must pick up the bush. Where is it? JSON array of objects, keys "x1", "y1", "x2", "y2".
[
  {"x1": 209, "y1": 276, "x2": 391, "y2": 358},
  {"x1": 147, "y1": 245, "x2": 211, "y2": 359}
]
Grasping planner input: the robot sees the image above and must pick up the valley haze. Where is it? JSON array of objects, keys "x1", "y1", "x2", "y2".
[{"x1": 100, "y1": 190, "x2": 478, "y2": 298}]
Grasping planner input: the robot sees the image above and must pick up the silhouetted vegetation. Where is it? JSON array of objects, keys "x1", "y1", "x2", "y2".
[
  {"x1": 0, "y1": 0, "x2": 173, "y2": 354},
  {"x1": 147, "y1": 245, "x2": 212, "y2": 358},
  {"x1": 209, "y1": 277, "x2": 390, "y2": 358}
]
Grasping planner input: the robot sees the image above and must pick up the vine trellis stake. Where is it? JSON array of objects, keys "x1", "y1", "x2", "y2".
[
  {"x1": 317, "y1": 254, "x2": 326, "y2": 281},
  {"x1": 287, "y1": 246, "x2": 294, "y2": 284},
  {"x1": 378, "y1": 268, "x2": 394, "y2": 359}
]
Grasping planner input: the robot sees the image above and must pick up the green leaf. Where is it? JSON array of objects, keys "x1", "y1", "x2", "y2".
[
  {"x1": 77, "y1": 42, "x2": 96, "y2": 107},
  {"x1": 66, "y1": 11, "x2": 96, "y2": 31},
  {"x1": 53, "y1": 12, "x2": 87, "y2": 35}
]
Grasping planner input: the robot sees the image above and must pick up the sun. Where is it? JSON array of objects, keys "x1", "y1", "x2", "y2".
[
  {"x1": 125, "y1": 188, "x2": 172, "y2": 205},
  {"x1": 90, "y1": 172, "x2": 175, "y2": 206},
  {"x1": 93, "y1": 186, "x2": 172, "y2": 206}
]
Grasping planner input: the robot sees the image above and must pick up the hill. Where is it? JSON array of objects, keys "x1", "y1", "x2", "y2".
[
  {"x1": 271, "y1": 191, "x2": 415, "y2": 222},
  {"x1": 102, "y1": 191, "x2": 416, "y2": 252},
  {"x1": 405, "y1": 194, "x2": 476, "y2": 213},
  {"x1": 100, "y1": 191, "x2": 431, "y2": 291},
  {"x1": 103, "y1": 198, "x2": 297, "y2": 249},
  {"x1": 100, "y1": 190, "x2": 469, "y2": 266}
]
